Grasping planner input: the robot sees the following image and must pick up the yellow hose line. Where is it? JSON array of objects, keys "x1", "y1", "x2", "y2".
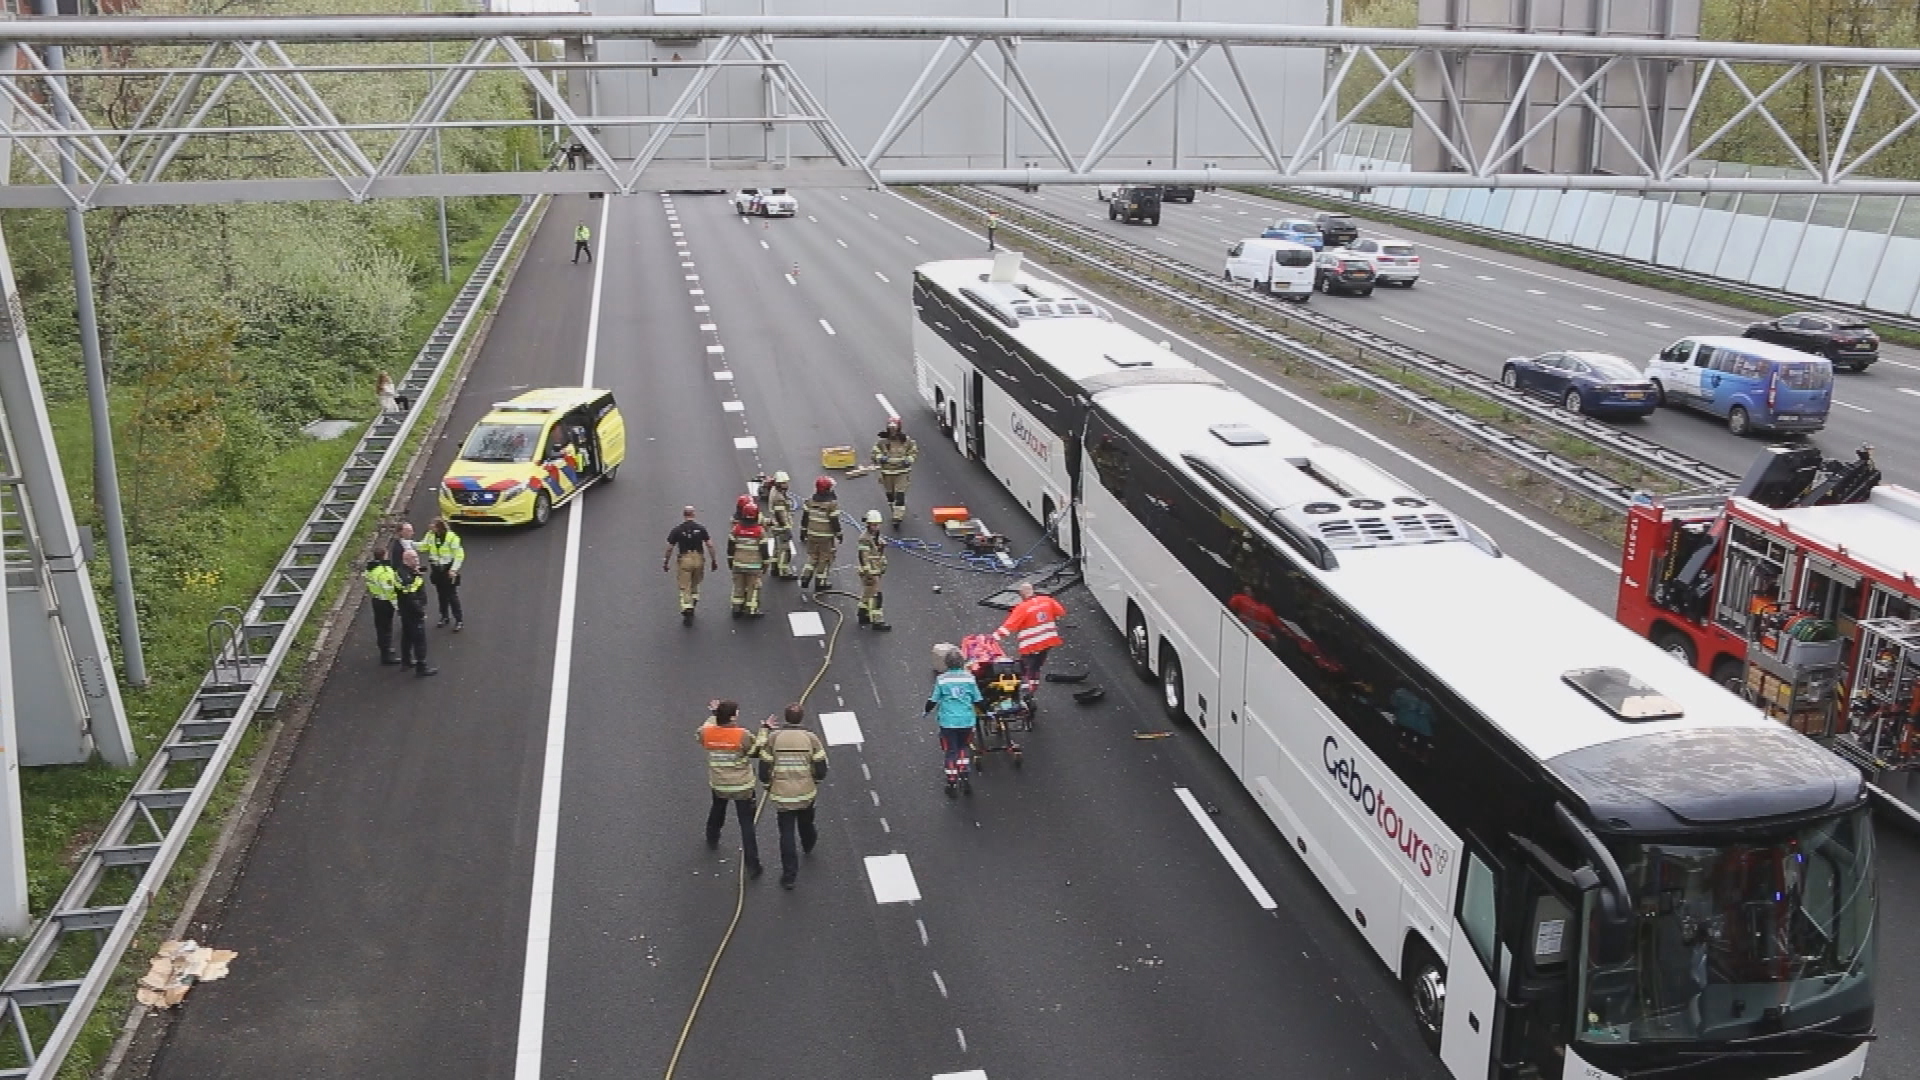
[{"x1": 661, "y1": 588, "x2": 852, "y2": 1078}]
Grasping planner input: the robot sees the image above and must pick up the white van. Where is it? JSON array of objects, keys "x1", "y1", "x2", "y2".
[{"x1": 1224, "y1": 237, "x2": 1316, "y2": 300}]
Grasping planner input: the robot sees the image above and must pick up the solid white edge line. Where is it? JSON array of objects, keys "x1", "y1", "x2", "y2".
[
  {"x1": 882, "y1": 191, "x2": 1618, "y2": 573},
  {"x1": 1174, "y1": 787, "x2": 1277, "y2": 910},
  {"x1": 513, "y1": 194, "x2": 607, "y2": 1080}
]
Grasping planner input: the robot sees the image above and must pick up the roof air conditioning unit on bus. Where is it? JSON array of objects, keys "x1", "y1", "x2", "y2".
[{"x1": 989, "y1": 251, "x2": 1023, "y2": 283}]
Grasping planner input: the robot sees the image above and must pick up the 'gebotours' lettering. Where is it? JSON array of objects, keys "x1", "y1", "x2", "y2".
[{"x1": 1323, "y1": 736, "x2": 1435, "y2": 877}]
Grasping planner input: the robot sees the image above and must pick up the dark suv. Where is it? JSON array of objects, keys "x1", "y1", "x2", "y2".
[
  {"x1": 1110, "y1": 186, "x2": 1162, "y2": 225},
  {"x1": 1315, "y1": 251, "x2": 1376, "y2": 296},
  {"x1": 1315, "y1": 212, "x2": 1360, "y2": 247},
  {"x1": 1743, "y1": 311, "x2": 1880, "y2": 372},
  {"x1": 1159, "y1": 184, "x2": 1197, "y2": 203}
]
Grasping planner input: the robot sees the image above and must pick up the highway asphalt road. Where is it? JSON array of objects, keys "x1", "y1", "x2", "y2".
[
  {"x1": 995, "y1": 184, "x2": 1920, "y2": 482},
  {"x1": 142, "y1": 189, "x2": 1920, "y2": 1080}
]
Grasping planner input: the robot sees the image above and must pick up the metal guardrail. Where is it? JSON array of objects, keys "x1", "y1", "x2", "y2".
[
  {"x1": 1264, "y1": 186, "x2": 1920, "y2": 337},
  {"x1": 935, "y1": 186, "x2": 1739, "y2": 507},
  {"x1": 0, "y1": 194, "x2": 542, "y2": 1080}
]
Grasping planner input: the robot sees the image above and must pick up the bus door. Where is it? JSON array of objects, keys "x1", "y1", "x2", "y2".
[
  {"x1": 1442, "y1": 849, "x2": 1502, "y2": 1080},
  {"x1": 1212, "y1": 614, "x2": 1248, "y2": 777},
  {"x1": 965, "y1": 371, "x2": 986, "y2": 461},
  {"x1": 1501, "y1": 868, "x2": 1577, "y2": 1077}
]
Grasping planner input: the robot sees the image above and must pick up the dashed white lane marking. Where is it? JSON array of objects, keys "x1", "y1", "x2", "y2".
[
  {"x1": 788, "y1": 611, "x2": 825, "y2": 637},
  {"x1": 864, "y1": 854, "x2": 921, "y2": 903},
  {"x1": 860, "y1": 762, "x2": 871, "y2": 780},
  {"x1": 879, "y1": 817, "x2": 890, "y2": 833},
  {"x1": 955, "y1": 1030, "x2": 969, "y2": 1054},
  {"x1": 1380, "y1": 316, "x2": 1425, "y2": 333},
  {"x1": 875, "y1": 271, "x2": 891, "y2": 283},
  {"x1": 821, "y1": 318, "x2": 837, "y2": 336},
  {"x1": 837, "y1": 238, "x2": 848, "y2": 248},
  {"x1": 869, "y1": 789, "x2": 881, "y2": 806},
  {"x1": 933, "y1": 1070, "x2": 986, "y2": 1080},
  {"x1": 706, "y1": 344, "x2": 725, "y2": 354},
  {"x1": 1833, "y1": 400, "x2": 1871, "y2": 413},
  {"x1": 875, "y1": 392, "x2": 898, "y2": 417},
  {"x1": 700, "y1": 322, "x2": 716, "y2": 331},
  {"x1": 712, "y1": 371, "x2": 734, "y2": 381},
  {"x1": 1898, "y1": 387, "x2": 1920, "y2": 399},
  {"x1": 1646, "y1": 320, "x2": 1670, "y2": 329},
  {"x1": 685, "y1": 274, "x2": 700, "y2": 281},
  {"x1": 689, "y1": 288, "x2": 705, "y2": 295},
  {"x1": 916, "y1": 918, "x2": 929, "y2": 946},
  {"x1": 1526, "y1": 288, "x2": 1546, "y2": 296},
  {"x1": 1156, "y1": 236, "x2": 1179, "y2": 247},
  {"x1": 693, "y1": 304, "x2": 710, "y2": 313},
  {"x1": 905, "y1": 235, "x2": 920, "y2": 245},
  {"x1": 869, "y1": 211, "x2": 879, "y2": 219},
  {"x1": 722, "y1": 400, "x2": 745, "y2": 412},
  {"x1": 1467, "y1": 317, "x2": 1513, "y2": 334},
  {"x1": 1582, "y1": 303, "x2": 1606, "y2": 311},
  {"x1": 681, "y1": 261, "x2": 695, "y2": 268},
  {"x1": 808, "y1": 214, "x2": 818, "y2": 222},
  {"x1": 1433, "y1": 263, "x2": 1451, "y2": 269},
  {"x1": 760, "y1": 240, "x2": 770, "y2": 250},
  {"x1": 675, "y1": 239, "x2": 686, "y2": 246},
  {"x1": 840, "y1": 194, "x2": 848, "y2": 200},
  {"x1": 1880, "y1": 358, "x2": 1920, "y2": 372},
  {"x1": 1475, "y1": 274, "x2": 1495, "y2": 281},
  {"x1": 1084, "y1": 212, "x2": 1101, "y2": 219},
  {"x1": 1200, "y1": 214, "x2": 1221, "y2": 223},
  {"x1": 1174, "y1": 787, "x2": 1277, "y2": 910},
  {"x1": 784, "y1": 273, "x2": 797, "y2": 286},
  {"x1": 734, "y1": 436, "x2": 758, "y2": 449},
  {"x1": 1556, "y1": 319, "x2": 1607, "y2": 336},
  {"x1": 819, "y1": 710, "x2": 863, "y2": 746},
  {"x1": 932, "y1": 971, "x2": 949, "y2": 999}
]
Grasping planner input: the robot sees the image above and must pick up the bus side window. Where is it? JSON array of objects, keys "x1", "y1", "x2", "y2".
[{"x1": 1089, "y1": 433, "x2": 1131, "y2": 499}]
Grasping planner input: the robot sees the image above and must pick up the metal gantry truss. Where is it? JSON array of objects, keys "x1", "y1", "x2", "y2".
[{"x1": 0, "y1": 17, "x2": 1917, "y2": 203}]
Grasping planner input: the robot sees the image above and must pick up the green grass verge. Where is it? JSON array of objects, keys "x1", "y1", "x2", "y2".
[
  {"x1": 0, "y1": 196, "x2": 531, "y2": 1080},
  {"x1": 1235, "y1": 185, "x2": 1920, "y2": 353}
]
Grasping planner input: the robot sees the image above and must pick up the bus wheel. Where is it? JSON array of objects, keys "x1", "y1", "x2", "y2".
[
  {"x1": 1159, "y1": 646, "x2": 1187, "y2": 725},
  {"x1": 1126, "y1": 608, "x2": 1154, "y2": 682},
  {"x1": 1405, "y1": 951, "x2": 1446, "y2": 1054},
  {"x1": 1651, "y1": 626, "x2": 1696, "y2": 668}
]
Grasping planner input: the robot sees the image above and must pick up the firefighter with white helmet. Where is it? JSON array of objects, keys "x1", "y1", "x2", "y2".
[
  {"x1": 871, "y1": 416, "x2": 918, "y2": 529},
  {"x1": 758, "y1": 470, "x2": 797, "y2": 579},
  {"x1": 799, "y1": 476, "x2": 842, "y2": 590},
  {"x1": 856, "y1": 509, "x2": 891, "y2": 630}
]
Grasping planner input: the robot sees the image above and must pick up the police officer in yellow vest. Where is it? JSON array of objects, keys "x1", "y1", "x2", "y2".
[
  {"x1": 856, "y1": 510, "x2": 891, "y2": 631},
  {"x1": 700, "y1": 700, "x2": 763, "y2": 879},
  {"x1": 363, "y1": 544, "x2": 400, "y2": 665},
  {"x1": 871, "y1": 416, "x2": 918, "y2": 528},
  {"x1": 757, "y1": 703, "x2": 828, "y2": 889},
  {"x1": 419, "y1": 517, "x2": 465, "y2": 631}
]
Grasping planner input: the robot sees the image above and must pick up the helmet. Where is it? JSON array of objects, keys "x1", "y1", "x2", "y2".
[
  {"x1": 773, "y1": 471, "x2": 790, "y2": 485},
  {"x1": 739, "y1": 499, "x2": 760, "y2": 522},
  {"x1": 736, "y1": 494, "x2": 753, "y2": 511},
  {"x1": 865, "y1": 510, "x2": 884, "y2": 524},
  {"x1": 886, "y1": 416, "x2": 903, "y2": 432},
  {"x1": 815, "y1": 476, "x2": 834, "y2": 493}
]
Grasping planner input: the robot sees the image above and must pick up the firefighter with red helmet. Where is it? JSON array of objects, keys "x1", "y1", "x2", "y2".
[
  {"x1": 871, "y1": 416, "x2": 918, "y2": 529},
  {"x1": 728, "y1": 499, "x2": 768, "y2": 618},
  {"x1": 799, "y1": 475, "x2": 842, "y2": 590}
]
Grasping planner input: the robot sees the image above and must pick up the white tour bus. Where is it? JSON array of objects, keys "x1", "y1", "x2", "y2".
[{"x1": 912, "y1": 255, "x2": 1877, "y2": 1080}]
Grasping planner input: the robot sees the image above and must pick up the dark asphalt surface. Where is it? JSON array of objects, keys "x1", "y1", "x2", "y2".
[
  {"x1": 993, "y1": 184, "x2": 1920, "y2": 482},
  {"x1": 145, "y1": 189, "x2": 1920, "y2": 1080}
]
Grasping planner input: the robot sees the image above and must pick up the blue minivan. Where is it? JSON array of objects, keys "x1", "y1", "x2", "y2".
[{"x1": 1644, "y1": 335, "x2": 1833, "y2": 436}]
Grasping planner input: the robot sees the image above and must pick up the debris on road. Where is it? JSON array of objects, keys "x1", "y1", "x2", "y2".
[{"x1": 137, "y1": 940, "x2": 237, "y2": 1008}]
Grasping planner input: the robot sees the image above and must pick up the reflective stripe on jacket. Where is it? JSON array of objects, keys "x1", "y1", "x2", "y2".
[
  {"x1": 728, "y1": 525, "x2": 766, "y2": 572},
  {"x1": 758, "y1": 727, "x2": 827, "y2": 807},
  {"x1": 364, "y1": 562, "x2": 398, "y2": 603},
  {"x1": 871, "y1": 434, "x2": 918, "y2": 476},
  {"x1": 420, "y1": 529, "x2": 464, "y2": 572},
  {"x1": 929, "y1": 670, "x2": 982, "y2": 730},
  {"x1": 857, "y1": 533, "x2": 887, "y2": 576},
  {"x1": 802, "y1": 495, "x2": 841, "y2": 540},
  {"x1": 698, "y1": 720, "x2": 759, "y2": 796},
  {"x1": 394, "y1": 567, "x2": 428, "y2": 618},
  {"x1": 998, "y1": 594, "x2": 1066, "y2": 655}
]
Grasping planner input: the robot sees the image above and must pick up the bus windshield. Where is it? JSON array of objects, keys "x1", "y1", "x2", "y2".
[{"x1": 1577, "y1": 807, "x2": 1875, "y2": 1045}]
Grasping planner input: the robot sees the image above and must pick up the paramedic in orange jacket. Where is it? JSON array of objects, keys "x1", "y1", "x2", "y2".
[{"x1": 994, "y1": 581, "x2": 1067, "y2": 689}]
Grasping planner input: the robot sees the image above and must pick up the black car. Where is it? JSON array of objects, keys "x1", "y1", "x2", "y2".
[
  {"x1": 1744, "y1": 311, "x2": 1879, "y2": 372},
  {"x1": 1314, "y1": 252, "x2": 1375, "y2": 296},
  {"x1": 1315, "y1": 212, "x2": 1360, "y2": 247},
  {"x1": 1499, "y1": 350, "x2": 1659, "y2": 418},
  {"x1": 1159, "y1": 184, "x2": 1197, "y2": 203},
  {"x1": 1110, "y1": 185, "x2": 1161, "y2": 225}
]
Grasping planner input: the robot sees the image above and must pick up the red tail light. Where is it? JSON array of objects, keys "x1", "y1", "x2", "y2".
[{"x1": 1767, "y1": 374, "x2": 1779, "y2": 410}]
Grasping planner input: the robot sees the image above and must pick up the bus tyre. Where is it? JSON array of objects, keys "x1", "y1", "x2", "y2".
[
  {"x1": 1651, "y1": 626, "x2": 1696, "y2": 668},
  {"x1": 1405, "y1": 952, "x2": 1446, "y2": 1054},
  {"x1": 1159, "y1": 647, "x2": 1187, "y2": 725},
  {"x1": 1728, "y1": 405, "x2": 1752, "y2": 436},
  {"x1": 531, "y1": 492, "x2": 553, "y2": 528},
  {"x1": 1126, "y1": 609, "x2": 1154, "y2": 682}
]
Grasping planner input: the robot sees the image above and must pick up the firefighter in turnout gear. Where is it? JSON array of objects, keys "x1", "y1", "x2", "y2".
[
  {"x1": 728, "y1": 501, "x2": 767, "y2": 618},
  {"x1": 799, "y1": 476, "x2": 842, "y2": 590},
  {"x1": 699, "y1": 700, "x2": 762, "y2": 879},
  {"x1": 757, "y1": 703, "x2": 828, "y2": 889},
  {"x1": 857, "y1": 510, "x2": 891, "y2": 630},
  {"x1": 871, "y1": 417, "x2": 918, "y2": 528},
  {"x1": 757, "y1": 471, "x2": 796, "y2": 579}
]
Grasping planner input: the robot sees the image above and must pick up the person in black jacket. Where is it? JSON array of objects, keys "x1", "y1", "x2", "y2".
[{"x1": 395, "y1": 548, "x2": 437, "y2": 677}]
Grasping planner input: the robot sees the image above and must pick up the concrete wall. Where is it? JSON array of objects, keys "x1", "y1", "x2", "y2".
[
  {"x1": 584, "y1": 0, "x2": 1329, "y2": 169},
  {"x1": 1414, "y1": 0, "x2": 1699, "y2": 177}
]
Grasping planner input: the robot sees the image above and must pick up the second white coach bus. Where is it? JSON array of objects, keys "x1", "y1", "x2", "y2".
[{"x1": 912, "y1": 255, "x2": 1877, "y2": 1080}]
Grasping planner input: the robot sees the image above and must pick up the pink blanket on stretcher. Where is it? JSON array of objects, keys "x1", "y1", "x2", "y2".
[{"x1": 959, "y1": 633, "x2": 1006, "y2": 671}]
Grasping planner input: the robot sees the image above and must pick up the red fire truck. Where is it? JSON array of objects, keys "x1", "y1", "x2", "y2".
[{"x1": 1617, "y1": 445, "x2": 1920, "y2": 777}]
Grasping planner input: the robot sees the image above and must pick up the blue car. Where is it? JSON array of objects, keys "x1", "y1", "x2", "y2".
[
  {"x1": 1499, "y1": 350, "x2": 1659, "y2": 419},
  {"x1": 1260, "y1": 220, "x2": 1323, "y2": 250}
]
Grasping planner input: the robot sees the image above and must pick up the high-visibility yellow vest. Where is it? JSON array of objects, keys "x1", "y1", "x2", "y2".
[
  {"x1": 419, "y1": 529, "x2": 464, "y2": 572},
  {"x1": 364, "y1": 563, "x2": 398, "y2": 603}
]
